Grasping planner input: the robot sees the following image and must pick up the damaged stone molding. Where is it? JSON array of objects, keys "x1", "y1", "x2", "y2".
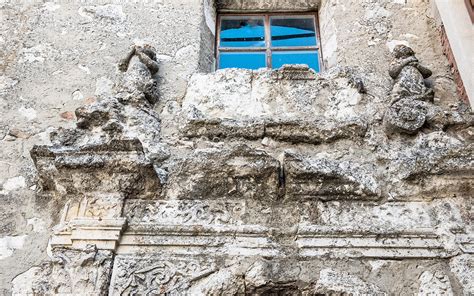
[
  {"x1": 181, "y1": 65, "x2": 370, "y2": 144},
  {"x1": 12, "y1": 245, "x2": 114, "y2": 295},
  {"x1": 18, "y1": 45, "x2": 165, "y2": 294},
  {"x1": 216, "y1": 0, "x2": 321, "y2": 12},
  {"x1": 284, "y1": 152, "x2": 381, "y2": 200},
  {"x1": 383, "y1": 45, "x2": 471, "y2": 135},
  {"x1": 182, "y1": 117, "x2": 368, "y2": 144}
]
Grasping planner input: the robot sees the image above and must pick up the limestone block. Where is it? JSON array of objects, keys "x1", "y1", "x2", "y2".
[
  {"x1": 265, "y1": 118, "x2": 367, "y2": 144},
  {"x1": 182, "y1": 118, "x2": 265, "y2": 140},
  {"x1": 165, "y1": 145, "x2": 280, "y2": 201},
  {"x1": 109, "y1": 255, "x2": 218, "y2": 295},
  {"x1": 315, "y1": 268, "x2": 383, "y2": 295},
  {"x1": 388, "y1": 132, "x2": 474, "y2": 200},
  {"x1": 31, "y1": 139, "x2": 162, "y2": 198},
  {"x1": 418, "y1": 271, "x2": 454, "y2": 296},
  {"x1": 283, "y1": 152, "x2": 380, "y2": 201},
  {"x1": 12, "y1": 245, "x2": 113, "y2": 295},
  {"x1": 449, "y1": 255, "x2": 474, "y2": 295}
]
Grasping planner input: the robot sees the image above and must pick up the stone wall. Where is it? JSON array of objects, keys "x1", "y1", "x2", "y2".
[
  {"x1": 1, "y1": 0, "x2": 473, "y2": 295},
  {"x1": 0, "y1": 0, "x2": 203, "y2": 293}
]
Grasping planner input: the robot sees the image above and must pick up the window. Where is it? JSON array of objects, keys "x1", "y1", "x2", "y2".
[{"x1": 217, "y1": 14, "x2": 321, "y2": 72}]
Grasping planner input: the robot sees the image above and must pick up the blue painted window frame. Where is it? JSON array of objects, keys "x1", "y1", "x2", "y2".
[{"x1": 216, "y1": 13, "x2": 323, "y2": 72}]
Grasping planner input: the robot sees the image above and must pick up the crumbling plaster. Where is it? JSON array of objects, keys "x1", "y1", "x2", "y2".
[{"x1": 0, "y1": 0, "x2": 472, "y2": 295}]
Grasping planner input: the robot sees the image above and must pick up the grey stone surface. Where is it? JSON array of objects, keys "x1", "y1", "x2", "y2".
[
  {"x1": 12, "y1": 245, "x2": 113, "y2": 295},
  {"x1": 1, "y1": 0, "x2": 473, "y2": 295}
]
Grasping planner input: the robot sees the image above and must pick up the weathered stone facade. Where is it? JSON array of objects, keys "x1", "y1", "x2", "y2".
[{"x1": 1, "y1": 0, "x2": 473, "y2": 295}]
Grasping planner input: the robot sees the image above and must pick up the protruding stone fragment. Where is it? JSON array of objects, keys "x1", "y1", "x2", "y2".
[
  {"x1": 384, "y1": 99, "x2": 428, "y2": 134},
  {"x1": 265, "y1": 118, "x2": 367, "y2": 144},
  {"x1": 284, "y1": 152, "x2": 380, "y2": 200},
  {"x1": 418, "y1": 271, "x2": 453, "y2": 296},
  {"x1": 315, "y1": 268, "x2": 383, "y2": 295},
  {"x1": 166, "y1": 145, "x2": 280, "y2": 201}
]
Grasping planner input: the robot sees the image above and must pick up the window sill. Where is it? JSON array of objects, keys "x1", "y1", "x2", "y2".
[{"x1": 182, "y1": 66, "x2": 367, "y2": 144}]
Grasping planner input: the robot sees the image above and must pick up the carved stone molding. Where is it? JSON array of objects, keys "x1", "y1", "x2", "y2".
[
  {"x1": 12, "y1": 245, "x2": 114, "y2": 295},
  {"x1": 284, "y1": 152, "x2": 381, "y2": 201},
  {"x1": 109, "y1": 256, "x2": 217, "y2": 295},
  {"x1": 114, "y1": 224, "x2": 455, "y2": 259},
  {"x1": 51, "y1": 218, "x2": 127, "y2": 251}
]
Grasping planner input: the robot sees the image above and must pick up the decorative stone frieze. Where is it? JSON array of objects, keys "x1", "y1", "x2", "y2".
[
  {"x1": 383, "y1": 45, "x2": 472, "y2": 135},
  {"x1": 109, "y1": 255, "x2": 218, "y2": 295},
  {"x1": 283, "y1": 152, "x2": 381, "y2": 200}
]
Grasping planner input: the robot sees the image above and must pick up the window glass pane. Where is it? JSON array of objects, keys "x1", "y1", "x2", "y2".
[
  {"x1": 272, "y1": 51, "x2": 320, "y2": 72},
  {"x1": 270, "y1": 17, "x2": 317, "y2": 47},
  {"x1": 220, "y1": 17, "x2": 265, "y2": 48},
  {"x1": 219, "y1": 52, "x2": 266, "y2": 70}
]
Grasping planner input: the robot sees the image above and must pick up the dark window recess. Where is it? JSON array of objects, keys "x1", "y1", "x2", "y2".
[{"x1": 217, "y1": 14, "x2": 322, "y2": 72}]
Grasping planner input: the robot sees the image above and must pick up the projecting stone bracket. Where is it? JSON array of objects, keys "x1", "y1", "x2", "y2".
[{"x1": 30, "y1": 139, "x2": 163, "y2": 199}]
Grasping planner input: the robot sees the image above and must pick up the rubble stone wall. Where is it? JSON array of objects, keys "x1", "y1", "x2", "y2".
[{"x1": 0, "y1": 0, "x2": 472, "y2": 295}]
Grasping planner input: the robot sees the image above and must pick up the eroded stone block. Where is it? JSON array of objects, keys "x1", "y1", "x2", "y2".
[
  {"x1": 181, "y1": 67, "x2": 369, "y2": 144},
  {"x1": 31, "y1": 140, "x2": 162, "y2": 198},
  {"x1": 165, "y1": 145, "x2": 280, "y2": 201},
  {"x1": 265, "y1": 118, "x2": 367, "y2": 144},
  {"x1": 284, "y1": 152, "x2": 380, "y2": 201}
]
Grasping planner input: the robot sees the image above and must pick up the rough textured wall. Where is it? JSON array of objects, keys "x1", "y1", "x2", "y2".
[
  {"x1": 1, "y1": 0, "x2": 473, "y2": 295},
  {"x1": 0, "y1": 0, "x2": 203, "y2": 293}
]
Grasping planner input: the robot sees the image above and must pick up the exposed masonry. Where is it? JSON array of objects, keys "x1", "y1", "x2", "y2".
[
  {"x1": 1, "y1": 0, "x2": 473, "y2": 295},
  {"x1": 12, "y1": 44, "x2": 474, "y2": 295}
]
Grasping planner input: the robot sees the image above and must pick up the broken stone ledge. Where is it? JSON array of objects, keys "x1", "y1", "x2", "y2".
[
  {"x1": 181, "y1": 66, "x2": 374, "y2": 144},
  {"x1": 30, "y1": 138, "x2": 162, "y2": 198},
  {"x1": 182, "y1": 117, "x2": 368, "y2": 144}
]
